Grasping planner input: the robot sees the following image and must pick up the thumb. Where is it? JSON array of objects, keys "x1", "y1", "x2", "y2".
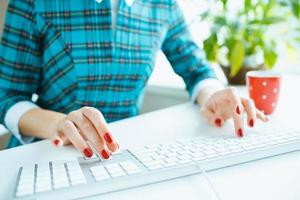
[
  {"x1": 201, "y1": 107, "x2": 224, "y2": 128},
  {"x1": 51, "y1": 133, "x2": 70, "y2": 147}
]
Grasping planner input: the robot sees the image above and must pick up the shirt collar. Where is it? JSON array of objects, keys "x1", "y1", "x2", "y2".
[{"x1": 95, "y1": 0, "x2": 135, "y2": 6}]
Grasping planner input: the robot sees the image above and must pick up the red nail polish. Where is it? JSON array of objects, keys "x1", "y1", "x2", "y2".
[
  {"x1": 237, "y1": 128, "x2": 243, "y2": 137},
  {"x1": 83, "y1": 148, "x2": 93, "y2": 158},
  {"x1": 104, "y1": 132, "x2": 113, "y2": 144},
  {"x1": 236, "y1": 106, "x2": 241, "y2": 115},
  {"x1": 215, "y1": 118, "x2": 222, "y2": 127},
  {"x1": 53, "y1": 139, "x2": 60, "y2": 146},
  {"x1": 249, "y1": 119, "x2": 254, "y2": 127},
  {"x1": 101, "y1": 149, "x2": 110, "y2": 159}
]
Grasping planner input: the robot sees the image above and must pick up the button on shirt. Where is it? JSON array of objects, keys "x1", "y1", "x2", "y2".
[{"x1": 0, "y1": 0, "x2": 222, "y2": 146}]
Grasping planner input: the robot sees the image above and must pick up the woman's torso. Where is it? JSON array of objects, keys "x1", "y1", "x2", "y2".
[{"x1": 33, "y1": 0, "x2": 172, "y2": 122}]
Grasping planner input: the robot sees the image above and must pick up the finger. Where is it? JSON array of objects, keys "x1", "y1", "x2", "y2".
[
  {"x1": 82, "y1": 107, "x2": 119, "y2": 152},
  {"x1": 58, "y1": 120, "x2": 93, "y2": 158},
  {"x1": 226, "y1": 87, "x2": 244, "y2": 116},
  {"x1": 52, "y1": 135, "x2": 63, "y2": 147},
  {"x1": 201, "y1": 107, "x2": 225, "y2": 128},
  {"x1": 57, "y1": 132, "x2": 71, "y2": 145},
  {"x1": 52, "y1": 131, "x2": 71, "y2": 146},
  {"x1": 68, "y1": 111, "x2": 110, "y2": 160},
  {"x1": 256, "y1": 109, "x2": 269, "y2": 122},
  {"x1": 226, "y1": 88, "x2": 244, "y2": 137},
  {"x1": 241, "y1": 98, "x2": 256, "y2": 128}
]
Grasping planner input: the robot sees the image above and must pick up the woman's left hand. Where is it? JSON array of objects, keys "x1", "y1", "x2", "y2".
[{"x1": 200, "y1": 87, "x2": 269, "y2": 137}]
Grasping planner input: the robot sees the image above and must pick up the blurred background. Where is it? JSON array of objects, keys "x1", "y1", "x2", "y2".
[{"x1": 0, "y1": 0, "x2": 299, "y2": 147}]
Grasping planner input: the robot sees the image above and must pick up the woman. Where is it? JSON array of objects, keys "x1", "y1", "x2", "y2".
[{"x1": 0, "y1": 0, "x2": 268, "y2": 159}]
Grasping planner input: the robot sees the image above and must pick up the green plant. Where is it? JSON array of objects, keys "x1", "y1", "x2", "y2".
[
  {"x1": 282, "y1": 0, "x2": 300, "y2": 42},
  {"x1": 202, "y1": 0, "x2": 289, "y2": 77},
  {"x1": 289, "y1": 0, "x2": 300, "y2": 19}
]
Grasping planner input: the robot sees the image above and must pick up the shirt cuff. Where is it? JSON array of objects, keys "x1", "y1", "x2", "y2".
[
  {"x1": 191, "y1": 78, "x2": 224, "y2": 103},
  {"x1": 4, "y1": 101, "x2": 39, "y2": 145}
]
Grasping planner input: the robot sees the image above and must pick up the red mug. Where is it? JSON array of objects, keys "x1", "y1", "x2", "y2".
[{"x1": 246, "y1": 71, "x2": 282, "y2": 115}]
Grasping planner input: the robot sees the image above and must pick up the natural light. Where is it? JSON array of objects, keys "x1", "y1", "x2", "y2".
[{"x1": 149, "y1": 0, "x2": 300, "y2": 89}]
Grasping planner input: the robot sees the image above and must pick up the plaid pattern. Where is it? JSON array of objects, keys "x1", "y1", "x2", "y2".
[{"x1": 0, "y1": 0, "x2": 216, "y2": 127}]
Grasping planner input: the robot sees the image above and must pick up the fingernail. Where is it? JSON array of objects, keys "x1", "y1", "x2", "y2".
[
  {"x1": 249, "y1": 119, "x2": 254, "y2": 127},
  {"x1": 236, "y1": 106, "x2": 241, "y2": 115},
  {"x1": 83, "y1": 148, "x2": 93, "y2": 158},
  {"x1": 237, "y1": 128, "x2": 243, "y2": 137},
  {"x1": 101, "y1": 149, "x2": 110, "y2": 159},
  {"x1": 214, "y1": 118, "x2": 222, "y2": 127},
  {"x1": 52, "y1": 139, "x2": 61, "y2": 147},
  {"x1": 104, "y1": 132, "x2": 113, "y2": 144}
]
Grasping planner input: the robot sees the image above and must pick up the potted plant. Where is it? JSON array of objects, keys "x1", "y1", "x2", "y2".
[{"x1": 202, "y1": 0, "x2": 288, "y2": 85}]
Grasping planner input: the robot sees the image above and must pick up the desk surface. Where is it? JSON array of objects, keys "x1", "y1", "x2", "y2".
[{"x1": 0, "y1": 75, "x2": 300, "y2": 200}]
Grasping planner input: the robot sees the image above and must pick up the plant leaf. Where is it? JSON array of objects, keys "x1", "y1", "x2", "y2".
[
  {"x1": 229, "y1": 41, "x2": 245, "y2": 77},
  {"x1": 221, "y1": 0, "x2": 228, "y2": 9},
  {"x1": 245, "y1": 0, "x2": 251, "y2": 13},
  {"x1": 291, "y1": 0, "x2": 300, "y2": 19},
  {"x1": 263, "y1": 47, "x2": 277, "y2": 68},
  {"x1": 199, "y1": 11, "x2": 210, "y2": 20},
  {"x1": 214, "y1": 16, "x2": 227, "y2": 26},
  {"x1": 250, "y1": 17, "x2": 286, "y2": 25},
  {"x1": 203, "y1": 33, "x2": 219, "y2": 62}
]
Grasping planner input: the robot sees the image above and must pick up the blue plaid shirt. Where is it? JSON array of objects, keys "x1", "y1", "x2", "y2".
[{"x1": 0, "y1": 0, "x2": 217, "y2": 146}]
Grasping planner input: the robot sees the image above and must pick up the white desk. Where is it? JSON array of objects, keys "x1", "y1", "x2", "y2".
[{"x1": 0, "y1": 75, "x2": 299, "y2": 200}]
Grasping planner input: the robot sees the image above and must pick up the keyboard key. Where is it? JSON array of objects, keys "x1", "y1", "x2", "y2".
[
  {"x1": 122, "y1": 164, "x2": 139, "y2": 171},
  {"x1": 192, "y1": 155, "x2": 206, "y2": 162},
  {"x1": 142, "y1": 159, "x2": 164, "y2": 167},
  {"x1": 17, "y1": 165, "x2": 35, "y2": 197},
  {"x1": 20, "y1": 165, "x2": 35, "y2": 181},
  {"x1": 147, "y1": 164, "x2": 164, "y2": 170},
  {"x1": 16, "y1": 187, "x2": 34, "y2": 197},
  {"x1": 110, "y1": 171, "x2": 126, "y2": 178},
  {"x1": 36, "y1": 163, "x2": 52, "y2": 193},
  {"x1": 119, "y1": 161, "x2": 135, "y2": 167},
  {"x1": 36, "y1": 182, "x2": 52, "y2": 193},
  {"x1": 105, "y1": 163, "x2": 126, "y2": 178},
  {"x1": 177, "y1": 155, "x2": 191, "y2": 160},
  {"x1": 164, "y1": 157, "x2": 178, "y2": 163},
  {"x1": 163, "y1": 162, "x2": 178, "y2": 168},
  {"x1": 90, "y1": 166, "x2": 110, "y2": 181},
  {"x1": 178, "y1": 159, "x2": 193, "y2": 164},
  {"x1": 53, "y1": 175, "x2": 69, "y2": 188},
  {"x1": 119, "y1": 161, "x2": 142, "y2": 174},
  {"x1": 126, "y1": 168, "x2": 142, "y2": 175},
  {"x1": 66, "y1": 161, "x2": 86, "y2": 185},
  {"x1": 51, "y1": 162, "x2": 70, "y2": 189}
]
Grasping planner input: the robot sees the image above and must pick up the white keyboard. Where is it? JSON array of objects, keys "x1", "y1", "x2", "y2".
[{"x1": 14, "y1": 127, "x2": 300, "y2": 199}]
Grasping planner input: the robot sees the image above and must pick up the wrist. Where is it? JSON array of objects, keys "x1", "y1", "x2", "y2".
[
  {"x1": 19, "y1": 108, "x2": 67, "y2": 139},
  {"x1": 196, "y1": 86, "x2": 223, "y2": 106}
]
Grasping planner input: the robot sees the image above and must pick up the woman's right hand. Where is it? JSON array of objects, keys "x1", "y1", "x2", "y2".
[{"x1": 51, "y1": 107, "x2": 119, "y2": 159}]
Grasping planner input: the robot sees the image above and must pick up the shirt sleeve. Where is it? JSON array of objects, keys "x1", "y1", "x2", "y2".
[
  {"x1": 0, "y1": 0, "x2": 41, "y2": 139},
  {"x1": 191, "y1": 78, "x2": 224, "y2": 103},
  {"x1": 161, "y1": 0, "x2": 218, "y2": 97},
  {"x1": 4, "y1": 101, "x2": 39, "y2": 144}
]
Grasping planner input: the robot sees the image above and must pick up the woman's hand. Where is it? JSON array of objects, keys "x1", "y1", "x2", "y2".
[
  {"x1": 51, "y1": 107, "x2": 119, "y2": 159},
  {"x1": 199, "y1": 87, "x2": 269, "y2": 137}
]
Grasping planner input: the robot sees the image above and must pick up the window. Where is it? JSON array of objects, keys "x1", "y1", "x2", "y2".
[{"x1": 149, "y1": 0, "x2": 300, "y2": 89}]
